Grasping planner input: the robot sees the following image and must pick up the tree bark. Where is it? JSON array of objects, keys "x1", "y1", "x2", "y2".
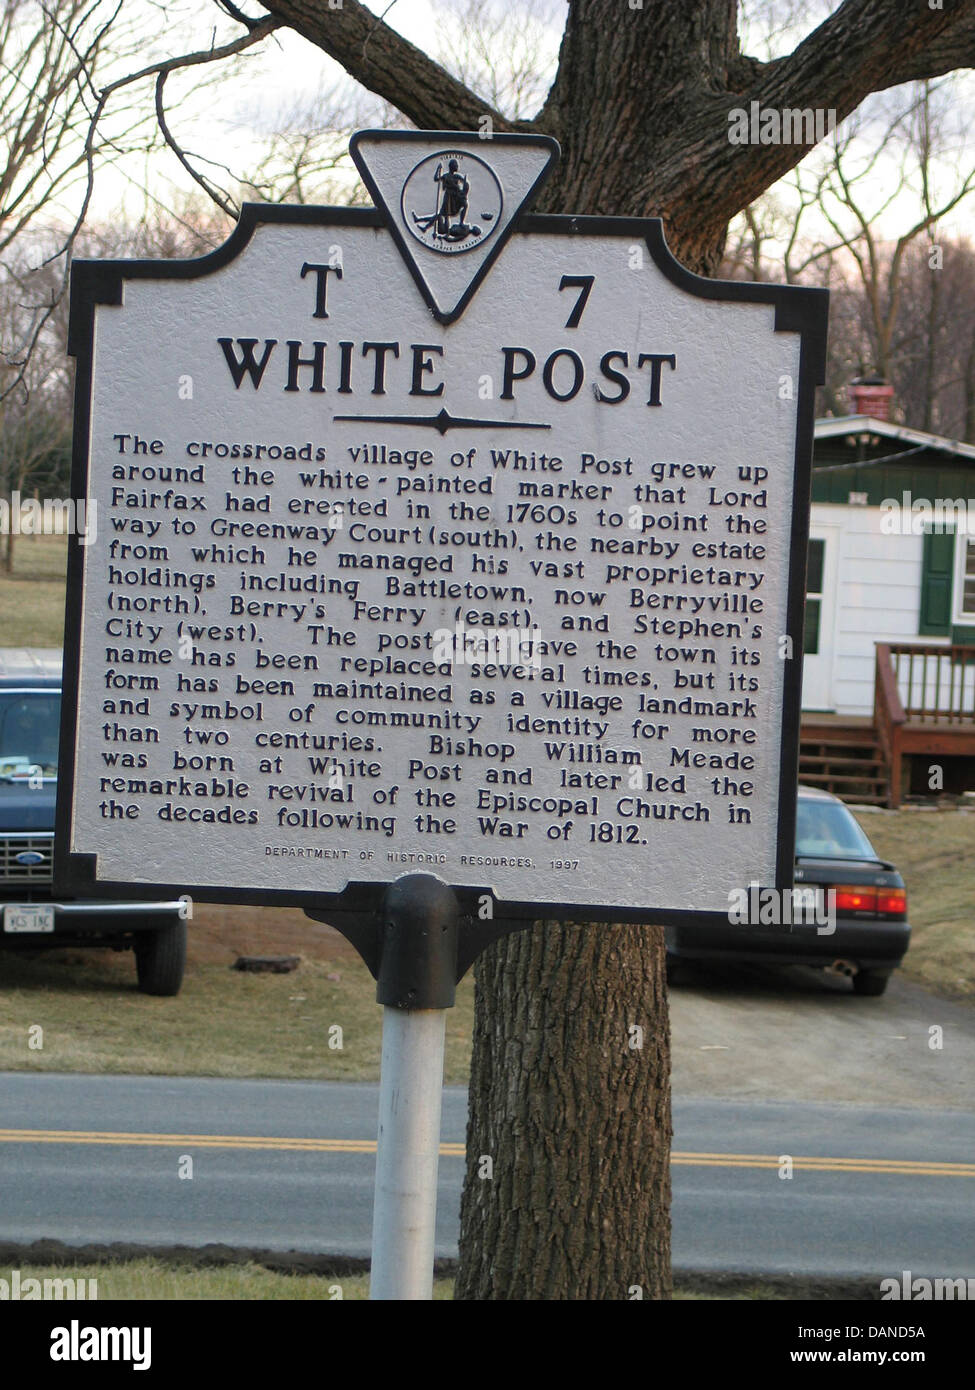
[{"x1": 455, "y1": 922, "x2": 671, "y2": 1301}]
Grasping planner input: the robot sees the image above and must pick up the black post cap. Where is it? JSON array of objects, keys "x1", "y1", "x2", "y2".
[{"x1": 377, "y1": 873, "x2": 459, "y2": 1009}]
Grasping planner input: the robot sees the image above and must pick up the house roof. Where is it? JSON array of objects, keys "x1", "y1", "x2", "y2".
[{"x1": 815, "y1": 414, "x2": 975, "y2": 462}]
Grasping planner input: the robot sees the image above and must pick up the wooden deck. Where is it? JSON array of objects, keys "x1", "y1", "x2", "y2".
[
  {"x1": 801, "y1": 713, "x2": 975, "y2": 806},
  {"x1": 874, "y1": 643, "x2": 975, "y2": 805},
  {"x1": 801, "y1": 714, "x2": 874, "y2": 730},
  {"x1": 800, "y1": 645, "x2": 975, "y2": 806}
]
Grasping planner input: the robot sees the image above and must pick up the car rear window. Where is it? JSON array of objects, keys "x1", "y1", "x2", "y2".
[
  {"x1": 0, "y1": 690, "x2": 61, "y2": 778},
  {"x1": 795, "y1": 797, "x2": 878, "y2": 860}
]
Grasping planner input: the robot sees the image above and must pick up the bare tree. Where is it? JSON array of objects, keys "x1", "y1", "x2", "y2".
[
  {"x1": 0, "y1": 1, "x2": 124, "y2": 255},
  {"x1": 805, "y1": 82, "x2": 975, "y2": 380},
  {"x1": 434, "y1": 0, "x2": 560, "y2": 120},
  {"x1": 0, "y1": 1, "x2": 293, "y2": 402},
  {"x1": 0, "y1": 254, "x2": 72, "y2": 570},
  {"x1": 874, "y1": 236, "x2": 975, "y2": 439},
  {"x1": 236, "y1": 82, "x2": 385, "y2": 205},
  {"x1": 0, "y1": 0, "x2": 122, "y2": 399},
  {"x1": 724, "y1": 71, "x2": 975, "y2": 429}
]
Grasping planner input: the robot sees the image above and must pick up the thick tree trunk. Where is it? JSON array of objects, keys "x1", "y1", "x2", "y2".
[
  {"x1": 455, "y1": 922, "x2": 671, "y2": 1301},
  {"x1": 454, "y1": 98, "x2": 711, "y2": 1306}
]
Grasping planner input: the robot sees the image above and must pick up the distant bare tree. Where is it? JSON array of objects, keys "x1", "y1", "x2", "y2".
[
  {"x1": 0, "y1": 0, "x2": 287, "y2": 401},
  {"x1": 0, "y1": 254, "x2": 72, "y2": 569},
  {"x1": 724, "y1": 70, "x2": 975, "y2": 429},
  {"x1": 237, "y1": 83, "x2": 384, "y2": 206}
]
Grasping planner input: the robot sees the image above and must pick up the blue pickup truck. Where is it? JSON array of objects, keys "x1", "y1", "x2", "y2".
[{"x1": 0, "y1": 649, "x2": 187, "y2": 995}]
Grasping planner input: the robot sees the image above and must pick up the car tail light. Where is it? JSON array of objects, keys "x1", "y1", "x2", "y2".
[
  {"x1": 831, "y1": 885, "x2": 907, "y2": 917},
  {"x1": 876, "y1": 887, "x2": 907, "y2": 917},
  {"x1": 833, "y1": 885, "x2": 876, "y2": 913}
]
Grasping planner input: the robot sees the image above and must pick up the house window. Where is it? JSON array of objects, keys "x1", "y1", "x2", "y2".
[{"x1": 804, "y1": 538, "x2": 824, "y2": 655}]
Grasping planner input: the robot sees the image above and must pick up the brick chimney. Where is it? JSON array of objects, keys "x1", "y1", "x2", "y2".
[{"x1": 849, "y1": 374, "x2": 894, "y2": 421}]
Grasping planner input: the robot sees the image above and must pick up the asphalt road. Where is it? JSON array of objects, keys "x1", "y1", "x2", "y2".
[
  {"x1": 1, "y1": 1071, "x2": 973, "y2": 1278},
  {"x1": 669, "y1": 962, "x2": 975, "y2": 1109}
]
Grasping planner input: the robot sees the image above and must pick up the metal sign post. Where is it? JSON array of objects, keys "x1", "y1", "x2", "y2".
[
  {"x1": 369, "y1": 874, "x2": 457, "y2": 1299},
  {"x1": 371, "y1": 1005, "x2": 447, "y2": 1300}
]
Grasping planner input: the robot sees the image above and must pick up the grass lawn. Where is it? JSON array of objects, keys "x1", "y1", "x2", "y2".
[
  {"x1": 4, "y1": 1259, "x2": 805, "y2": 1299},
  {"x1": 5, "y1": 1260, "x2": 451, "y2": 1300},
  {"x1": 0, "y1": 534, "x2": 68, "y2": 646},
  {"x1": 852, "y1": 806, "x2": 975, "y2": 1000},
  {"x1": 0, "y1": 904, "x2": 475, "y2": 1081}
]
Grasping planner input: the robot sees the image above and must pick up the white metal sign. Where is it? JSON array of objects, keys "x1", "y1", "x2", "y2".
[{"x1": 57, "y1": 131, "x2": 826, "y2": 923}]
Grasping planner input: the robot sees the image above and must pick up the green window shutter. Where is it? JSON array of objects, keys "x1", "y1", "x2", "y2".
[{"x1": 918, "y1": 529, "x2": 954, "y2": 636}]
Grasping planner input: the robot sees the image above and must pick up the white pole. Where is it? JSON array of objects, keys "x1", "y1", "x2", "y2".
[{"x1": 369, "y1": 1006, "x2": 448, "y2": 1300}]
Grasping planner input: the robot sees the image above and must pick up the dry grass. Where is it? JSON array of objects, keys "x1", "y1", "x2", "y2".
[
  {"x1": 0, "y1": 904, "x2": 475, "y2": 1082},
  {"x1": 853, "y1": 806, "x2": 975, "y2": 999},
  {"x1": 3, "y1": 1259, "x2": 792, "y2": 1300},
  {"x1": 0, "y1": 534, "x2": 68, "y2": 646},
  {"x1": 2, "y1": 1261, "x2": 452, "y2": 1300}
]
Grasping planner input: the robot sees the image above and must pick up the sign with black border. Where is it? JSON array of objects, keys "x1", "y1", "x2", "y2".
[{"x1": 55, "y1": 131, "x2": 827, "y2": 935}]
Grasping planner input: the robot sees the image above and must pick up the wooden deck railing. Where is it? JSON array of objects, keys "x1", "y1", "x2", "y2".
[
  {"x1": 888, "y1": 642, "x2": 975, "y2": 722},
  {"x1": 874, "y1": 644, "x2": 907, "y2": 807},
  {"x1": 875, "y1": 642, "x2": 975, "y2": 806}
]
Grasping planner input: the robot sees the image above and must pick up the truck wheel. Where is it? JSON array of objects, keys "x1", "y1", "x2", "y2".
[
  {"x1": 135, "y1": 920, "x2": 187, "y2": 996},
  {"x1": 852, "y1": 969, "x2": 889, "y2": 997}
]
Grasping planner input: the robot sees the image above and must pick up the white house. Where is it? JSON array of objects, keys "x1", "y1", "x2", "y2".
[{"x1": 800, "y1": 407, "x2": 975, "y2": 805}]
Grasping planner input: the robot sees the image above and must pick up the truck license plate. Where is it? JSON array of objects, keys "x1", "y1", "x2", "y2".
[{"x1": 3, "y1": 904, "x2": 55, "y2": 933}]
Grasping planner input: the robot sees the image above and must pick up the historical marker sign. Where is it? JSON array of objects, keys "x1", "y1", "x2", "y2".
[{"x1": 56, "y1": 131, "x2": 827, "y2": 927}]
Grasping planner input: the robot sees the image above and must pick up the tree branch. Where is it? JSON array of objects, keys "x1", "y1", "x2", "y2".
[
  {"x1": 70, "y1": 14, "x2": 282, "y2": 246},
  {"x1": 872, "y1": 8, "x2": 975, "y2": 87},
  {"x1": 735, "y1": 4, "x2": 975, "y2": 92},
  {"x1": 214, "y1": 0, "x2": 266, "y2": 31},
  {"x1": 260, "y1": 0, "x2": 516, "y2": 131},
  {"x1": 628, "y1": 0, "x2": 975, "y2": 270},
  {"x1": 709, "y1": 0, "x2": 974, "y2": 216},
  {"x1": 154, "y1": 70, "x2": 239, "y2": 217},
  {"x1": 95, "y1": 14, "x2": 282, "y2": 103}
]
